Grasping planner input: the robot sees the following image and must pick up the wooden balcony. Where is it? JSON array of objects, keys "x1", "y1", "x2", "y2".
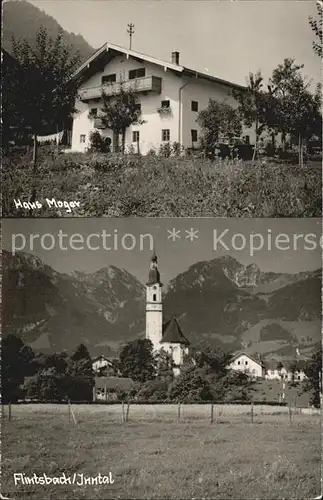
[
  {"x1": 93, "y1": 118, "x2": 105, "y2": 129},
  {"x1": 79, "y1": 76, "x2": 162, "y2": 101}
]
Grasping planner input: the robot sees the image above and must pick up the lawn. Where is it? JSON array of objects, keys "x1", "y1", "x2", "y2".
[
  {"x1": 2, "y1": 149, "x2": 321, "y2": 217},
  {"x1": 2, "y1": 404, "x2": 320, "y2": 499}
]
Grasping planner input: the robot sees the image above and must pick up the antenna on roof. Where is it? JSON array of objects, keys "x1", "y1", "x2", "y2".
[{"x1": 127, "y1": 23, "x2": 135, "y2": 50}]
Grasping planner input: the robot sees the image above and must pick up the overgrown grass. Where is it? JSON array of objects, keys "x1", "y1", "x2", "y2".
[
  {"x1": 2, "y1": 404, "x2": 320, "y2": 499},
  {"x1": 2, "y1": 150, "x2": 321, "y2": 217}
]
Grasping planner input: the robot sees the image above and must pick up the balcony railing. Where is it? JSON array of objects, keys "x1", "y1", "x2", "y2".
[
  {"x1": 93, "y1": 118, "x2": 105, "y2": 129},
  {"x1": 79, "y1": 76, "x2": 162, "y2": 101}
]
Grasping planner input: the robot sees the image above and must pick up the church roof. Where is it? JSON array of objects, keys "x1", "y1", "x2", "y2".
[{"x1": 161, "y1": 317, "x2": 189, "y2": 345}]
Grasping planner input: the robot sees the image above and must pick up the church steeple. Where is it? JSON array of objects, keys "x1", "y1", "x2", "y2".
[
  {"x1": 147, "y1": 250, "x2": 162, "y2": 286},
  {"x1": 145, "y1": 250, "x2": 163, "y2": 349}
]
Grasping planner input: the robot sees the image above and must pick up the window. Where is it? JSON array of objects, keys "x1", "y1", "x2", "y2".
[
  {"x1": 191, "y1": 101, "x2": 199, "y2": 112},
  {"x1": 129, "y1": 68, "x2": 146, "y2": 80},
  {"x1": 102, "y1": 74, "x2": 116, "y2": 84},
  {"x1": 245, "y1": 361, "x2": 248, "y2": 365},
  {"x1": 80, "y1": 134, "x2": 86, "y2": 143},
  {"x1": 191, "y1": 129, "x2": 198, "y2": 142},
  {"x1": 135, "y1": 103, "x2": 141, "y2": 112},
  {"x1": 91, "y1": 108, "x2": 98, "y2": 117},
  {"x1": 132, "y1": 131, "x2": 140, "y2": 143},
  {"x1": 153, "y1": 294, "x2": 156, "y2": 302},
  {"x1": 237, "y1": 361, "x2": 240, "y2": 365},
  {"x1": 162, "y1": 129, "x2": 170, "y2": 141},
  {"x1": 161, "y1": 100, "x2": 170, "y2": 108},
  {"x1": 297, "y1": 375, "x2": 301, "y2": 380},
  {"x1": 245, "y1": 135, "x2": 250, "y2": 145}
]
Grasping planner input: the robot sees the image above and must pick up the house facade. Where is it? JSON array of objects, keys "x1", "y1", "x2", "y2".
[
  {"x1": 145, "y1": 251, "x2": 189, "y2": 376},
  {"x1": 92, "y1": 355, "x2": 119, "y2": 376},
  {"x1": 71, "y1": 42, "x2": 256, "y2": 155},
  {"x1": 228, "y1": 352, "x2": 266, "y2": 378},
  {"x1": 265, "y1": 361, "x2": 307, "y2": 382}
]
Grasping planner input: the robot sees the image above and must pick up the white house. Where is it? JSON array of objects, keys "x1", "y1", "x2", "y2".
[
  {"x1": 145, "y1": 251, "x2": 189, "y2": 376},
  {"x1": 265, "y1": 361, "x2": 307, "y2": 382},
  {"x1": 228, "y1": 352, "x2": 266, "y2": 379},
  {"x1": 92, "y1": 355, "x2": 119, "y2": 376},
  {"x1": 70, "y1": 42, "x2": 256, "y2": 155}
]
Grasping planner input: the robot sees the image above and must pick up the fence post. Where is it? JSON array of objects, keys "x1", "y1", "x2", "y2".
[
  {"x1": 177, "y1": 402, "x2": 181, "y2": 422},
  {"x1": 251, "y1": 402, "x2": 254, "y2": 423},
  {"x1": 92, "y1": 386, "x2": 96, "y2": 403},
  {"x1": 122, "y1": 401, "x2": 125, "y2": 423},
  {"x1": 104, "y1": 385, "x2": 107, "y2": 403},
  {"x1": 126, "y1": 401, "x2": 130, "y2": 422},
  {"x1": 289, "y1": 403, "x2": 292, "y2": 424},
  {"x1": 210, "y1": 403, "x2": 214, "y2": 424},
  {"x1": 8, "y1": 402, "x2": 11, "y2": 422}
]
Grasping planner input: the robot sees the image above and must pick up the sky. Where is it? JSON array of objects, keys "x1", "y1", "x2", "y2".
[
  {"x1": 26, "y1": 0, "x2": 322, "y2": 87},
  {"x1": 3, "y1": 218, "x2": 322, "y2": 286}
]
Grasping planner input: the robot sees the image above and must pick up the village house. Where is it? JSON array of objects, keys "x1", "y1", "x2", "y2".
[
  {"x1": 265, "y1": 361, "x2": 307, "y2": 382},
  {"x1": 92, "y1": 355, "x2": 119, "y2": 376},
  {"x1": 228, "y1": 352, "x2": 266, "y2": 379},
  {"x1": 70, "y1": 42, "x2": 256, "y2": 155}
]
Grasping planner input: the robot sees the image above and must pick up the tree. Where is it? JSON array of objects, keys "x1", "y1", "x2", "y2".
[
  {"x1": 100, "y1": 83, "x2": 145, "y2": 153},
  {"x1": 268, "y1": 59, "x2": 322, "y2": 166},
  {"x1": 196, "y1": 99, "x2": 242, "y2": 152},
  {"x1": 303, "y1": 346, "x2": 322, "y2": 408},
  {"x1": 309, "y1": 1, "x2": 323, "y2": 58},
  {"x1": 11, "y1": 27, "x2": 81, "y2": 200},
  {"x1": 119, "y1": 339, "x2": 156, "y2": 383},
  {"x1": 167, "y1": 365, "x2": 213, "y2": 402},
  {"x1": 2, "y1": 50, "x2": 22, "y2": 155},
  {"x1": 233, "y1": 72, "x2": 267, "y2": 160},
  {"x1": 67, "y1": 344, "x2": 94, "y2": 401},
  {"x1": 2, "y1": 335, "x2": 35, "y2": 403},
  {"x1": 190, "y1": 344, "x2": 232, "y2": 375},
  {"x1": 154, "y1": 348, "x2": 175, "y2": 382}
]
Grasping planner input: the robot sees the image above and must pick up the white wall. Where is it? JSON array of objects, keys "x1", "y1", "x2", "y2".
[
  {"x1": 92, "y1": 358, "x2": 111, "y2": 372},
  {"x1": 229, "y1": 354, "x2": 263, "y2": 378},
  {"x1": 161, "y1": 342, "x2": 189, "y2": 366},
  {"x1": 181, "y1": 77, "x2": 256, "y2": 149},
  {"x1": 146, "y1": 284, "x2": 163, "y2": 349},
  {"x1": 72, "y1": 54, "x2": 182, "y2": 154}
]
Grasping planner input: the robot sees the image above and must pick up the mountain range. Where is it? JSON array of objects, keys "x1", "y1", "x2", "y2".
[
  {"x1": 2, "y1": 250, "x2": 321, "y2": 361},
  {"x1": 3, "y1": 0, "x2": 95, "y2": 63}
]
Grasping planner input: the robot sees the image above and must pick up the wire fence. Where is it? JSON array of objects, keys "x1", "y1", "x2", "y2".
[{"x1": 2, "y1": 402, "x2": 320, "y2": 427}]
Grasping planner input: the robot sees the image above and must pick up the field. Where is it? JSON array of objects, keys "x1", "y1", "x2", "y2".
[
  {"x1": 2, "y1": 150, "x2": 322, "y2": 217},
  {"x1": 2, "y1": 404, "x2": 321, "y2": 499}
]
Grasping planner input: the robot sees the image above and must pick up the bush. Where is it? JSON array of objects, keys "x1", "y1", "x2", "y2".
[{"x1": 89, "y1": 131, "x2": 111, "y2": 153}]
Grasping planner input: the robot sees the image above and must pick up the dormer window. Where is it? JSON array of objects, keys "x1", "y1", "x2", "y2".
[{"x1": 161, "y1": 100, "x2": 170, "y2": 108}]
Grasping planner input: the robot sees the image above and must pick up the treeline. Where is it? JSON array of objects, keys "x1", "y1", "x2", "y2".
[
  {"x1": 3, "y1": 335, "x2": 320, "y2": 407},
  {"x1": 2, "y1": 335, "x2": 93, "y2": 403}
]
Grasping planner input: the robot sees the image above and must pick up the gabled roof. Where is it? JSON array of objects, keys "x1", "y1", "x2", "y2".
[
  {"x1": 161, "y1": 317, "x2": 189, "y2": 345},
  {"x1": 92, "y1": 355, "x2": 115, "y2": 365},
  {"x1": 230, "y1": 352, "x2": 266, "y2": 367},
  {"x1": 72, "y1": 42, "x2": 246, "y2": 91}
]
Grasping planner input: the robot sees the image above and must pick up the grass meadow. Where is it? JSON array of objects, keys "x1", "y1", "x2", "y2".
[
  {"x1": 2, "y1": 404, "x2": 321, "y2": 499},
  {"x1": 2, "y1": 150, "x2": 322, "y2": 217}
]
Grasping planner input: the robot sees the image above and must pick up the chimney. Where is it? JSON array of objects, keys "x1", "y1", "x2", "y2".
[{"x1": 171, "y1": 51, "x2": 180, "y2": 65}]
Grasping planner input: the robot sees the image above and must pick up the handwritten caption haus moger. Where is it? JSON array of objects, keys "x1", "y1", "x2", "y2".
[{"x1": 11, "y1": 228, "x2": 323, "y2": 256}]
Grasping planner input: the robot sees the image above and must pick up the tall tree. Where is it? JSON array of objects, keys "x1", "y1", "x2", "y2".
[
  {"x1": 197, "y1": 99, "x2": 242, "y2": 153},
  {"x1": 2, "y1": 335, "x2": 35, "y2": 403},
  {"x1": 11, "y1": 27, "x2": 81, "y2": 200},
  {"x1": 119, "y1": 339, "x2": 156, "y2": 383},
  {"x1": 100, "y1": 83, "x2": 145, "y2": 153},
  {"x1": 233, "y1": 71, "x2": 267, "y2": 160},
  {"x1": 268, "y1": 58, "x2": 322, "y2": 166},
  {"x1": 309, "y1": 1, "x2": 323, "y2": 58},
  {"x1": 303, "y1": 346, "x2": 322, "y2": 408}
]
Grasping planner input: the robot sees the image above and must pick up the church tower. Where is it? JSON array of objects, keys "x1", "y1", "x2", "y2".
[{"x1": 146, "y1": 250, "x2": 163, "y2": 350}]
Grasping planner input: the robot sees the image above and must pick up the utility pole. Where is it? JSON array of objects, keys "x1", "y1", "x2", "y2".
[{"x1": 127, "y1": 23, "x2": 135, "y2": 50}]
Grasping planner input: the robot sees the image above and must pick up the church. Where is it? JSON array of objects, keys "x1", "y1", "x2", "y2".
[{"x1": 145, "y1": 251, "x2": 190, "y2": 376}]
